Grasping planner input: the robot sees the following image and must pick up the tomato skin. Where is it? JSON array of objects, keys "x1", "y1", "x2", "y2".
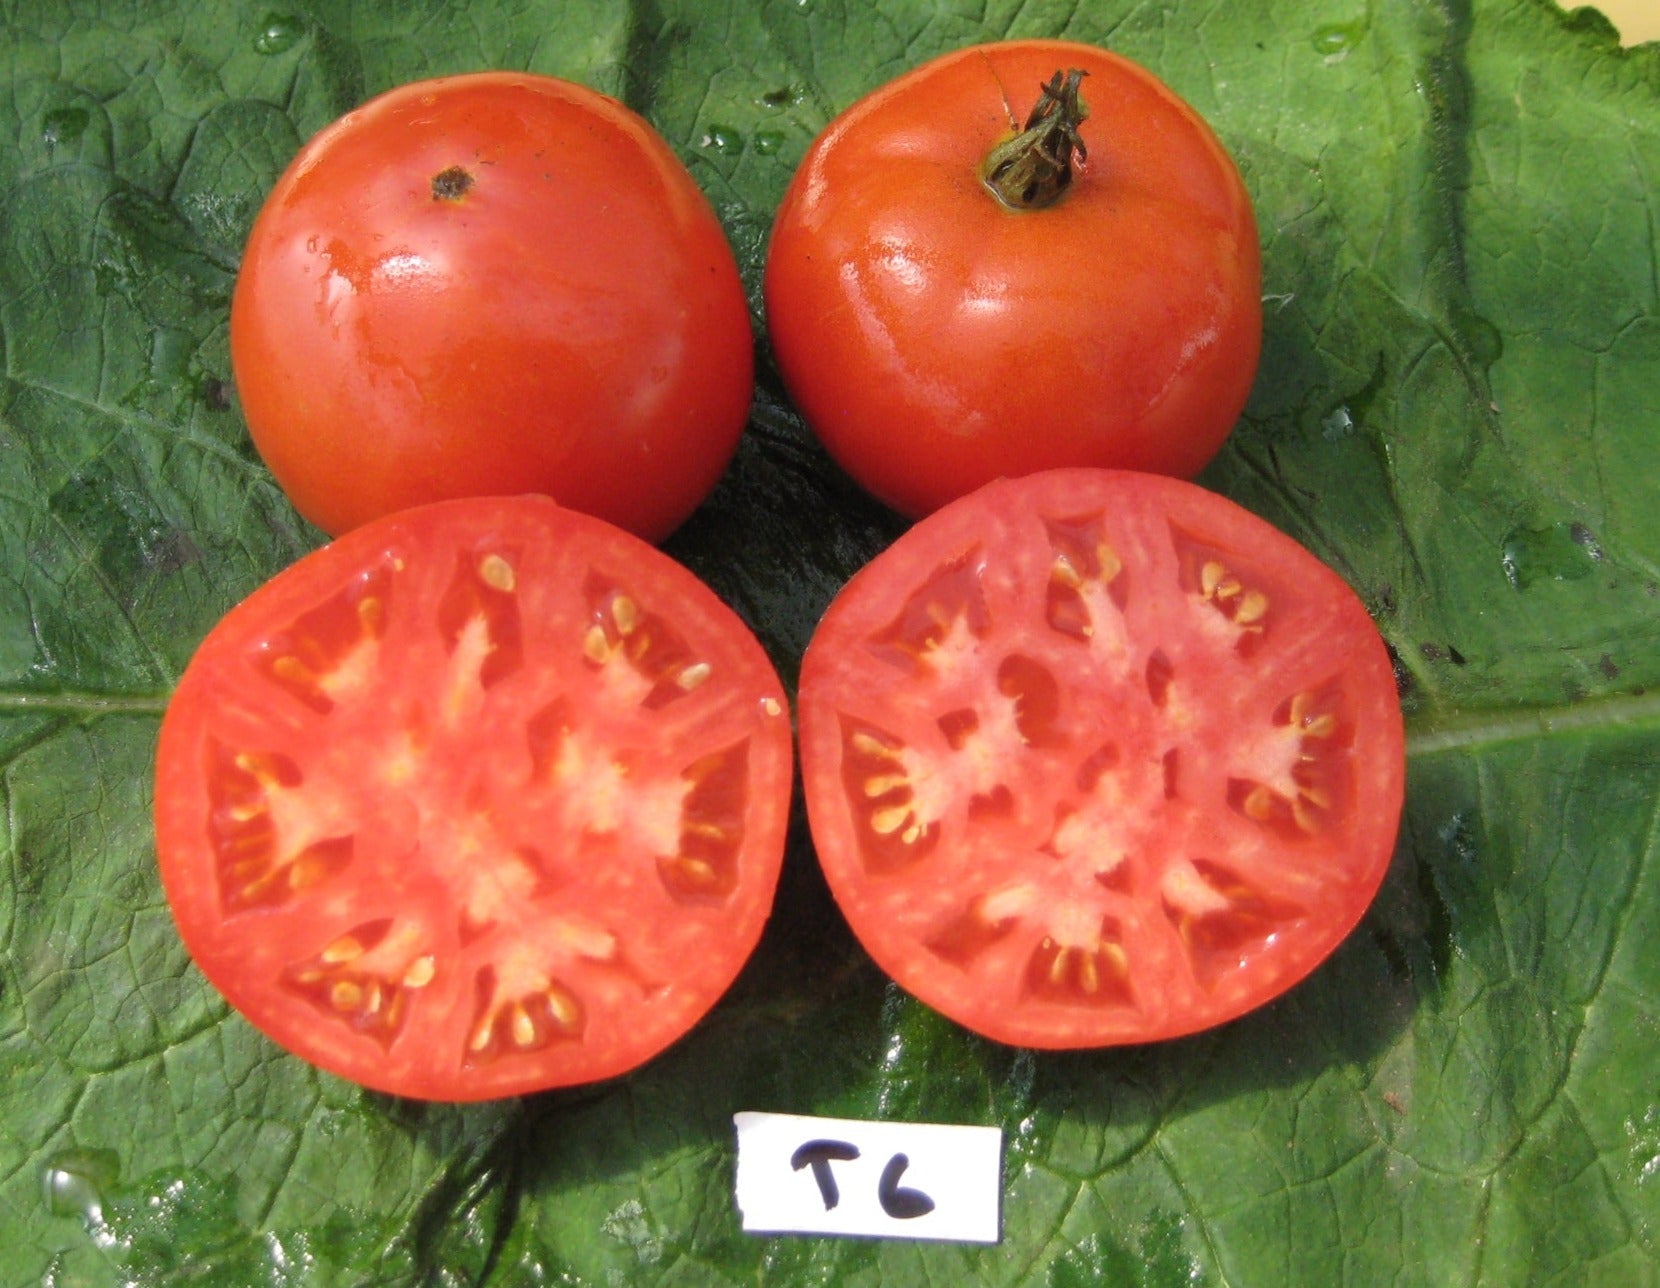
[
  {"x1": 231, "y1": 73, "x2": 753, "y2": 543},
  {"x1": 764, "y1": 41, "x2": 1262, "y2": 518},
  {"x1": 153, "y1": 496, "x2": 792, "y2": 1100},
  {"x1": 798, "y1": 470, "x2": 1403, "y2": 1049}
]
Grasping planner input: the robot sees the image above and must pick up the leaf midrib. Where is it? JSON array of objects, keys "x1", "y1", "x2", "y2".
[
  {"x1": 1405, "y1": 687, "x2": 1660, "y2": 756},
  {"x1": 4, "y1": 683, "x2": 1656, "y2": 761},
  {"x1": 0, "y1": 689, "x2": 167, "y2": 716}
]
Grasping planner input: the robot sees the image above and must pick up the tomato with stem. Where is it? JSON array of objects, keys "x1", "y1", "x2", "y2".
[
  {"x1": 154, "y1": 496, "x2": 793, "y2": 1099},
  {"x1": 231, "y1": 72, "x2": 753, "y2": 542},
  {"x1": 797, "y1": 470, "x2": 1403, "y2": 1048},
  {"x1": 764, "y1": 41, "x2": 1262, "y2": 518}
]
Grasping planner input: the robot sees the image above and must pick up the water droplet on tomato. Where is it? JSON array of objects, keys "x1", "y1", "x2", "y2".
[{"x1": 253, "y1": 13, "x2": 303, "y2": 55}]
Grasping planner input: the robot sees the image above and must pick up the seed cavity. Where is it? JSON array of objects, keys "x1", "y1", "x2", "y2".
[
  {"x1": 253, "y1": 563, "x2": 394, "y2": 713},
  {"x1": 659, "y1": 741, "x2": 749, "y2": 900},
  {"x1": 1163, "y1": 860, "x2": 1309, "y2": 988},
  {"x1": 464, "y1": 967, "x2": 585, "y2": 1065},
  {"x1": 1173, "y1": 530, "x2": 1274, "y2": 654},
  {"x1": 839, "y1": 719, "x2": 939, "y2": 871},
  {"x1": 1023, "y1": 928, "x2": 1132, "y2": 1007},
  {"x1": 281, "y1": 918, "x2": 416, "y2": 1047},
  {"x1": 926, "y1": 887, "x2": 1027, "y2": 965},
  {"x1": 865, "y1": 551, "x2": 989, "y2": 674},
  {"x1": 1041, "y1": 515, "x2": 1128, "y2": 645},
  {"x1": 581, "y1": 577, "x2": 713, "y2": 710},
  {"x1": 208, "y1": 743, "x2": 355, "y2": 913}
]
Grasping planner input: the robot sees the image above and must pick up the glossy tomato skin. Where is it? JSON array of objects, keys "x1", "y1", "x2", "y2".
[
  {"x1": 231, "y1": 73, "x2": 753, "y2": 542},
  {"x1": 764, "y1": 41, "x2": 1262, "y2": 518},
  {"x1": 798, "y1": 470, "x2": 1403, "y2": 1048},
  {"x1": 154, "y1": 496, "x2": 792, "y2": 1100}
]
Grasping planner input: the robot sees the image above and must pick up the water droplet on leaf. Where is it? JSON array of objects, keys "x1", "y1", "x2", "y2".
[
  {"x1": 254, "y1": 13, "x2": 303, "y2": 55},
  {"x1": 1500, "y1": 523, "x2": 1598, "y2": 591},
  {"x1": 42, "y1": 106, "x2": 90, "y2": 150},
  {"x1": 700, "y1": 125, "x2": 744, "y2": 155},
  {"x1": 752, "y1": 130, "x2": 786, "y2": 156},
  {"x1": 1311, "y1": 21, "x2": 1366, "y2": 56},
  {"x1": 1320, "y1": 404, "x2": 1356, "y2": 440},
  {"x1": 43, "y1": 1150, "x2": 118, "y2": 1225}
]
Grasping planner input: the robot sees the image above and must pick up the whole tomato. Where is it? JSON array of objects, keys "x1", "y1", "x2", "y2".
[
  {"x1": 764, "y1": 41, "x2": 1262, "y2": 518},
  {"x1": 231, "y1": 73, "x2": 753, "y2": 542}
]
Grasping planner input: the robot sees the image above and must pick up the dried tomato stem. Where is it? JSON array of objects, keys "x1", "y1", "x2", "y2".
[{"x1": 981, "y1": 69, "x2": 1090, "y2": 211}]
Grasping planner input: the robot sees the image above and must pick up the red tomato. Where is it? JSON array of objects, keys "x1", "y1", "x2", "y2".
[
  {"x1": 153, "y1": 496, "x2": 793, "y2": 1100},
  {"x1": 231, "y1": 73, "x2": 753, "y2": 543},
  {"x1": 797, "y1": 470, "x2": 1403, "y2": 1048},
  {"x1": 764, "y1": 41, "x2": 1262, "y2": 518}
]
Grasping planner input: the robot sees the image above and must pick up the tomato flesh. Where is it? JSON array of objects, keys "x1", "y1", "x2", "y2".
[
  {"x1": 154, "y1": 497, "x2": 792, "y2": 1100},
  {"x1": 798, "y1": 470, "x2": 1404, "y2": 1048}
]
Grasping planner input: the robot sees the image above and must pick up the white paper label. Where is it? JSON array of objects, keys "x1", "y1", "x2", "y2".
[{"x1": 733, "y1": 1111, "x2": 1002, "y2": 1243}]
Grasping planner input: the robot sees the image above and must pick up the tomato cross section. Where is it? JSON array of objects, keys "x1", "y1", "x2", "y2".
[
  {"x1": 799, "y1": 470, "x2": 1404, "y2": 1048},
  {"x1": 155, "y1": 497, "x2": 792, "y2": 1100}
]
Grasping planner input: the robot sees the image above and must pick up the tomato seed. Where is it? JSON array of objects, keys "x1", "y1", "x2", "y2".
[
  {"x1": 582, "y1": 625, "x2": 612, "y2": 664},
  {"x1": 545, "y1": 985, "x2": 583, "y2": 1034},
  {"x1": 1243, "y1": 785, "x2": 1275, "y2": 821},
  {"x1": 402, "y1": 956, "x2": 436, "y2": 989},
  {"x1": 356, "y1": 596, "x2": 384, "y2": 633},
  {"x1": 509, "y1": 1003, "x2": 538, "y2": 1048},
  {"x1": 1235, "y1": 590, "x2": 1269, "y2": 625},
  {"x1": 869, "y1": 805, "x2": 913, "y2": 836},
  {"x1": 478, "y1": 554, "x2": 516, "y2": 592},
  {"x1": 850, "y1": 731, "x2": 898, "y2": 759},
  {"x1": 1049, "y1": 556, "x2": 1083, "y2": 589},
  {"x1": 676, "y1": 661, "x2": 712, "y2": 691},
  {"x1": 320, "y1": 934, "x2": 365, "y2": 964}
]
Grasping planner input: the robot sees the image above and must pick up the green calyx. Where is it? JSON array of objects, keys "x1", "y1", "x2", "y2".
[{"x1": 981, "y1": 68, "x2": 1090, "y2": 211}]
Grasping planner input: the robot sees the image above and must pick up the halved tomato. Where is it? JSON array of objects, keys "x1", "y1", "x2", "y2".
[
  {"x1": 153, "y1": 496, "x2": 792, "y2": 1100},
  {"x1": 797, "y1": 470, "x2": 1404, "y2": 1048}
]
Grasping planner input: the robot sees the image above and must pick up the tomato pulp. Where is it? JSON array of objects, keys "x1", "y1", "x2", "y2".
[
  {"x1": 231, "y1": 73, "x2": 753, "y2": 542},
  {"x1": 798, "y1": 470, "x2": 1403, "y2": 1048},
  {"x1": 764, "y1": 41, "x2": 1263, "y2": 518},
  {"x1": 154, "y1": 497, "x2": 793, "y2": 1099}
]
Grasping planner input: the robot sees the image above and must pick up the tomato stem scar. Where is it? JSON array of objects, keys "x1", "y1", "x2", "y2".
[
  {"x1": 431, "y1": 165, "x2": 475, "y2": 201},
  {"x1": 981, "y1": 68, "x2": 1089, "y2": 211}
]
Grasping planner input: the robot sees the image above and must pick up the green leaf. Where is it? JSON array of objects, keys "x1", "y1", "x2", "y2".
[{"x1": 1, "y1": 0, "x2": 1656, "y2": 1284}]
